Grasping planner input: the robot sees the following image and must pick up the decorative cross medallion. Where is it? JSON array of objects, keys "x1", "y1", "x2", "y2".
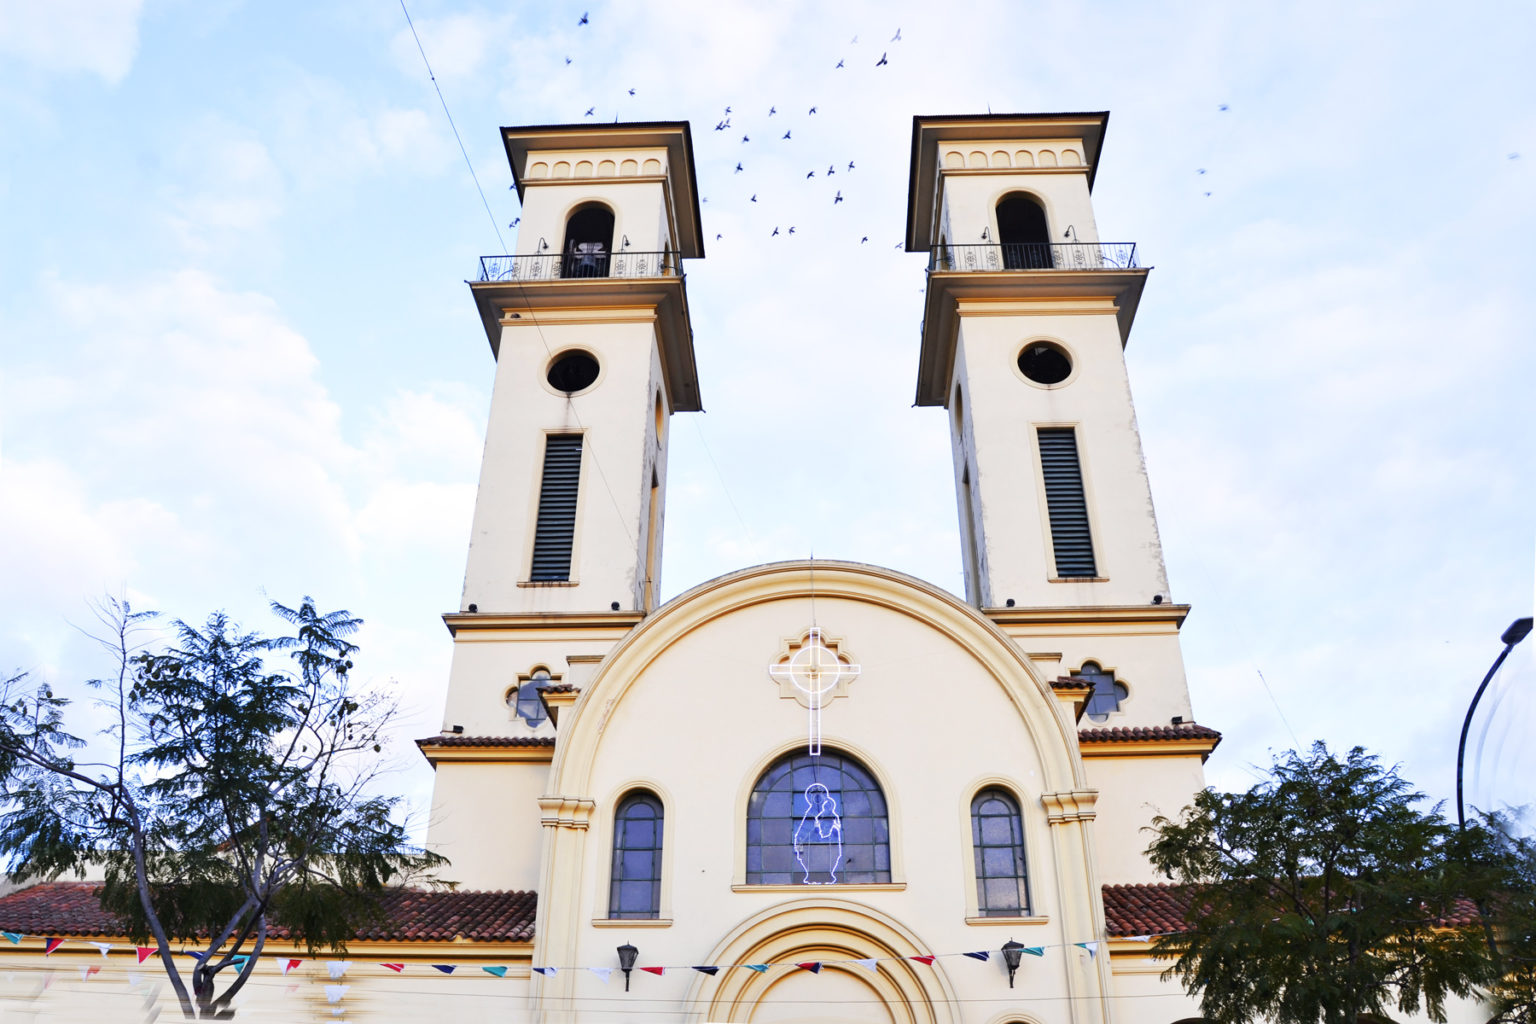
[{"x1": 768, "y1": 627, "x2": 861, "y2": 755}]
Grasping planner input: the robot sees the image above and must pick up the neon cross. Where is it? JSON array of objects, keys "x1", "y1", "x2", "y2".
[{"x1": 769, "y1": 627, "x2": 861, "y2": 755}]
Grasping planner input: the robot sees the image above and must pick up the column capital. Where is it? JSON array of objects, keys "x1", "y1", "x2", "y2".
[
  {"x1": 539, "y1": 795, "x2": 597, "y2": 830},
  {"x1": 1040, "y1": 788, "x2": 1098, "y2": 824}
]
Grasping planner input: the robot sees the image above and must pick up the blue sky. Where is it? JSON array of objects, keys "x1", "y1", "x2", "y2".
[{"x1": 1, "y1": 0, "x2": 1533, "y2": 832}]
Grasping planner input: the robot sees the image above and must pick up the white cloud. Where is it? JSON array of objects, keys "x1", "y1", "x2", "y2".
[{"x1": 0, "y1": 0, "x2": 144, "y2": 84}]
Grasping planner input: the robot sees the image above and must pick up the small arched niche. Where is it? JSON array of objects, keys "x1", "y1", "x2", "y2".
[
  {"x1": 995, "y1": 192, "x2": 1051, "y2": 269},
  {"x1": 562, "y1": 202, "x2": 615, "y2": 278}
]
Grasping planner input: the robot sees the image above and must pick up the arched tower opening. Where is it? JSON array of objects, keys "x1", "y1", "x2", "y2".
[
  {"x1": 996, "y1": 192, "x2": 1050, "y2": 269},
  {"x1": 562, "y1": 202, "x2": 615, "y2": 278}
]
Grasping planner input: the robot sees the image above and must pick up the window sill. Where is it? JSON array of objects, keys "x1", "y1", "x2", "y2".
[
  {"x1": 964, "y1": 915, "x2": 1050, "y2": 926},
  {"x1": 731, "y1": 883, "x2": 905, "y2": 893},
  {"x1": 591, "y1": 917, "x2": 672, "y2": 928},
  {"x1": 518, "y1": 580, "x2": 580, "y2": 588},
  {"x1": 1048, "y1": 577, "x2": 1108, "y2": 583}
]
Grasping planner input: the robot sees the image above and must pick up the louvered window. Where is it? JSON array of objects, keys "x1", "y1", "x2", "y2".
[
  {"x1": 530, "y1": 434, "x2": 583, "y2": 581},
  {"x1": 1037, "y1": 428, "x2": 1096, "y2": 577}
]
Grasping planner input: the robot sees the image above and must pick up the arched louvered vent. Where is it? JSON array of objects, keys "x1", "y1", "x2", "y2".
[
  {"x1": 1037, "y1": 427, "x2": 1096, "y2": 577},
  {"x1": 530, "y1": 434, "x2": 583, "y2": 581}
]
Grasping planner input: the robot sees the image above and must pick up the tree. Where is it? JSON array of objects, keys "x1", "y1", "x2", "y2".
[
  {"x1": 1145, "y1": 743, "x2": 1498, "y2": 1024},
  {"x1": 0, "y1": 597, "x2": 445, "y2": 1019},
  {"x1": 1483, "y1": 812, "x2": 1536, "y2": 1023}
]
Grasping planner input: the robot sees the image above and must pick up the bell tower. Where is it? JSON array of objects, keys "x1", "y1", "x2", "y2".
[
  {"x1": 907, "y1": 112, "x2": 1163, "y2": 611},
  {"x1": 462, "y1": 121, "x2": 704, "y2": 617}
]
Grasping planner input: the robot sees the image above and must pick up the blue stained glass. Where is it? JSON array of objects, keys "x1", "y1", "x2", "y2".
[{"x1": 744, "y1": 751, "x2": 890, "y2": 885}]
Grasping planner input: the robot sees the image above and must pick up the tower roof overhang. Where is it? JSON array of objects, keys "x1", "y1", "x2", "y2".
[
  {"x1": 501, "y1": 121, "x2": 706, "y2": 259},
  {"x1": 905, "y1": 112, "x2": 1110, "y2": 252}
]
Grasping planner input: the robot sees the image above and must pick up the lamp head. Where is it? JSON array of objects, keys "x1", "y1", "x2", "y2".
[
  {"x1": 617, "y1": 942, "x2": 638, "y2": 991},
  {"x1": 1000, "y1": 939, "x2": 1024, "y2": 987},
  {"x1": 1503, "y1": 617, "x2": 1533, "y2": 646}
]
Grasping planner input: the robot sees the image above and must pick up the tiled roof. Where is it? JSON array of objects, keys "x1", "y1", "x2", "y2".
[
  {"x1": 0, "y1": 883, "x2": 537, "y2": 943},
  {"x1": 540, "y1": 683, "x2": 580, "y2": 695},
  {"x1": 1102, "y1": 883, "x2": 1482, "y2": 936},
  {"x1": 1050, "y1": 676, "x2": 1093, "y2": 692},
  {"x1": 1078, "y1": 724, "x2": 1222, "y2": 744},
  {"x1": 415, "y1": 735, "x2": 556, "y2": 749}
]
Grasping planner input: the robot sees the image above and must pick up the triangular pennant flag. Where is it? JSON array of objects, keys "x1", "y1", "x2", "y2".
[
  {"x1": 1, "y1": 931, "x2": 22, "y2": 944},
  {"x1": 796, "y1": 962, "x2": 822, "y2": 974},
  {"x1": 136, "y1": 947, "x2": 154, "y2": 964},
  {"x1": 184, "y1": 950, "x2": 206, "y2": 961},
  {"x1": 482, "y1": 966, "x2": 508, "y2": 978},
  {"x1": 89, "y1": 942, "x2": 112, "y2": 957},
  {"x1": 639, "y1": 966, "x2": 665, "y2": 976},
  {"x1": 43, "y1": 938, "x2": 63, "y2": 956},
  {"x1": 434, "y1": 965, "x2": 458, "y2": 975},
  {"x1": 1074, "y1": 941, "x2": 1099, "y2": 959},
  {"x1": 909, "y1": 955, "x2": 934, "y2": 966},
  {"x1": 380, "y1": 963, "x2": 405, "y2": 973},
  {"x1": 691, "y1": 965, "x2": 720, "y2": 976},
  {"x1": 745, "y1": 964, "x2": 769, "y2": 973},
  {"x1": 327, "y1": 961, "x2": 351, "y2": 980},
  {"x1": 1022, "y1": 946, "x2": 1044, "y2": 957},
  {"x1": 587, "y1": 967, "x2": 612, "y2": 982},
  {"x1": 532, "y1": 966, "x2": 557, "y2": 977},
  {"x1": 231, "y1": 955, "x2": 250, "y2": 970},
  {"x1": 81, "y1": 965, "x2": 101, "y2": 980},
  {"x1": 324, "y1": 984, "x2": 349, "y2": 1004},
  {"x1": 964, "y1": 951, "x2": 989, "y2": 961},
  {"x1": 282, "y1": 959, "x2": 302, "y2": 975},
  {"x1": 854, "y1": 958, "x2": 879, "y2": 972},
  {"x1": 1128, "y1": 935, "x2": 1152, "y2": 943}
]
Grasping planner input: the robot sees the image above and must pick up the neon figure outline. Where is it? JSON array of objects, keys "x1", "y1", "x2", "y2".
[{"x1": 792, "y1": 782, "x2": 844, "y2": 884}]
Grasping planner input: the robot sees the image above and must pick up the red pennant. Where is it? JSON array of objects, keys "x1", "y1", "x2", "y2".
[
  {"x1": 282, "y1": 959, "x2": 302, "y2": 975},
  {"x1": 909, "y1": 955, "x2": 935, "y2": 966},
  {"x1": 639, "y1": 966, "x2": 665, "y2": 976},
  {"x1": 797, "y1": 961, "x2": 822, "y2": 973},
  {"x1": 43, "y1": 938, "x2": 63, "y2": 956},
  {"x1": 83, "y1": 965, "x2": 101, "y2": 979},
  {"x1": 381, "y1": 963, "x2": 405, "y2": 972},
  {"x1": 137, "y1": 946, "x2": 154, "y2": 964}
]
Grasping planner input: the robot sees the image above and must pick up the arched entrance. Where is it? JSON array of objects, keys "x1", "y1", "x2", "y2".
[{"x1": 750, "y1": 962, "x2": 894, "y2": 1024}]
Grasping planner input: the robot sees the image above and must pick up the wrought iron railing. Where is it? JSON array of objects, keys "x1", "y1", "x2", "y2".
[
  {"x1": 929, "y1": 242, "x2": 1138, "y2": 272},
  {"x1": 477, "y1": 251, "x2": 681, "y2": 283}
]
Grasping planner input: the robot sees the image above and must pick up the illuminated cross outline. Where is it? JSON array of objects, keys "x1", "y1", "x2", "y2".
[{"x1": 768, "y1": 627, "x2": 861, "y2": 756}]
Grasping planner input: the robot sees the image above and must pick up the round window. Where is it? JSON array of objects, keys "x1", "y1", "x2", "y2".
[
  {"x1": 547, "y1": 351, "x2": 600, "y2": 393},
  {"x1": 1017, "y1": 341, "x2": 1073, "y2": 385}
]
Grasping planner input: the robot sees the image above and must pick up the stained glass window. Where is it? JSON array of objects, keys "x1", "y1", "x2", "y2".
[
  {"x1": 972, "y1": 789, "x2": 1029, "y2": 915},
  {"x1": 608, "y1": 791, "x2": 663, "y2": 919},
  {"x1": 746, "y1": 751, "x2": 890, "y2": 885}
]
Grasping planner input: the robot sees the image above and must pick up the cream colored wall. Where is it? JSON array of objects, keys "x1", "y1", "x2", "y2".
[
  {"x1": 459, "y1": 314, "x2": 669, "y2": 615},
  {"x1": 426, "y1": 760, "x2": 548, "y2": 890},
  {"x1": 953, "y1": 307, "x2": 1171, "y2": 609},
  {"x1": 1083, "y1": 755, "x2": 1208, "y2": 884},
  {"x1": 935, "y1": 136, "x2": 1101, "y2": 248},
  {"x1": 516, "y1": 146, "x2": 675, "y2": 256}
]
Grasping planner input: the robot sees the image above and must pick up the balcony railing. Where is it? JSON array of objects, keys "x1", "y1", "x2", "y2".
[
  {"x1": 929, "y1": 242, "x2": 1139, "y2": 273},
  {"x1": 477, "y1": 250, "x2": 681, "y2": 283}
]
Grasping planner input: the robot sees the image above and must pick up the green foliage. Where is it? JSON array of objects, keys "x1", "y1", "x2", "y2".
[
  {"x1": 1145, "y1": 743, "x2": 1499, "y2": 1024},
  {"x1": 0, "y1": 597, "x2": 446, "y2": 1019},
  {"x1": 1484, "y1": 813, "x2": 1536, "y2": 1023}
]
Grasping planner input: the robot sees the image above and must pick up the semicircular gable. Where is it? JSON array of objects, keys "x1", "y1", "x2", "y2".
[{"x1": 548, "y1": 560, "x2": 1084, "y2": 797}]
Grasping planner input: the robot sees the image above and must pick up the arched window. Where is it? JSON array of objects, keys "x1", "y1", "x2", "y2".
[
  {"x1": 562, "y1": 203, "x2": 615, "y2": 278},
  {"x1": 996, "y1": 193, "x2": 1051, "y2": 269},
  {"x1": 508, "y1": 668, "x2": 551, "y2": 727},
  {"x1": 972, "y1": 788, "x2": 1030, "y2": 915},
  {"x1": 746, "y1": 751, "x2": 889, "y2": 885},
  {"x1": 608, "y1": 791, "x2": 663, "y2": 919}
]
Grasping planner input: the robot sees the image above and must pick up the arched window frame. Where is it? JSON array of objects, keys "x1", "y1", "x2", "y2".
[
  {"x1": 560, "y1": 201, "x2": 617, "y2": 278},
  {"x1": 605, "y1": 788, "x2": 666, "y2": 921},
  {"x1": 1072, "y1": 660, "x2": 1130, "y2": 723},
  {"x1": 737, "y1": 745, "x2": 899, "y2": 889},
  {"x1": 992, "y1": 189, "x2": 1054, "y2": 269},
  {"x1": 961, "y1": 781, "x2": 1045, "y2": 924}
]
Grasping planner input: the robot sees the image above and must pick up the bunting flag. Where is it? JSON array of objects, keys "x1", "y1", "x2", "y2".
[
  {"x1": 1, "y1": 932, "x2": 21, "y2": 944},
  {"x1": 482, "y1": 966, "x2": 507, "y2": 978},
  {"x1": 964, "y1": 951, "x2": 989, "y2": 961},
  {"x1": 1128, "y1": 935, "x2": 1152, "y2": 943},
  {"x1": 380, "y1": 963, "x2": 405, "y2": 973},
  {"x1": 853, "y1": 958, "x2": 878, "y2": 972},
  {"x1": 282, "y1": 959, "x2": 302, "y2": 975},
  {"x1": 691, "y1": 966, "x2": 719, "y2": 976},
  {"x1": 184, "y1": 951, "x2": 206, "y2": 961},
  {"x1": 327, "y1": 961, "x2": 351, "y2": 980},
  {"x1": 324, "y1": 984, "x2": 349, "y2": 1004},
  {"x1": 586, "y1": 967, "x2": 612, "y2": 982},
  {"x1": 639, "y1": 966, "x2": 665, "y2": 976},
  {"x1": 127, "y1": 972, "x2": 142, "y2": 987},
  {"x1": 908, "y1": 955, "x2": 934, "y2": 966},
  {"x1": 81, "y1": 965, "x2": 101, "y2": 980},
  {"x1": 796, "y1": 962, "x2": 822, "y2": 974},
  {"x1": 43, "y1": 938, "x2": 63, "y2": 956},
  {"x1": 137, "y1": 947, "x2": 154, "y2": 964},
  {"x1": 231, "y1": 955, "x2": 250, "y2": 970},
  {"x1": 1075, "y1": 941, "x2": 1099, "y2": 959},
  {"x1": 89, "y1": 942, "x2": 112, "y2": 957},
  {"x1": 434, "y1": 965, "x2": 458, "y2": 975},
  {"x1": 745, "y1": 964, "x2": 769, "y2": 973},
  {"x1": 1022, "y1": 946, "x2": 1045, "y2": 957}
]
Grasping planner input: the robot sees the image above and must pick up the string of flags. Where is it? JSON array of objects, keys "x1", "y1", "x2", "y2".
[{"x1": 0, "y1": 931, "x2": 1163, "y2": 981}]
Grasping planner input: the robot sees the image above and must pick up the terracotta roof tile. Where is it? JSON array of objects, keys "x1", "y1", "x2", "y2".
[
  {"x1": 1078, "y1": 724, "x2": 1222, "y2": 744},
  {"x1": 415, "y1": 735, "x2": 556, "y2": 748},
  {"x1": 0, "y1": 883, "x2": 537, "y2": 943},
  {"x1": 540, "y1": 683, "x2": 580, "y2": 695},
  {"x1": 1102, "y1": 883, "x2": 1482, "y2": 936},
  {"x1": 1051, "y1": 677, "x2": 1093, "y2": 692}
]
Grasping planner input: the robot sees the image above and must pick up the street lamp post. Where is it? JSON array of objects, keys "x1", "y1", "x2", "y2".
[{"x1": 1456, "y1": 616, "x2": 1534, "y2": 831}]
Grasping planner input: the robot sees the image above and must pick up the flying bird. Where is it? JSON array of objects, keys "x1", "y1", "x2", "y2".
[
  {"x1": 584, "y1": 107, "x2": 595, "y2": 117},
  {"x1": 741, "y1": 135, "x2": 750, "y2": 143},
  {"x1": 848, "y1": 161, "x2": 855, "y2": 171},
  {"x1": 715, "y1": 120, "x2": 729, "y2": 131},
  {"x1": 725, "y1": 106, "x2": 732, "y2": 114},
  {"x1": 806, "y1": 170, "x2": 815, "y2": 178},
  {"x1": 788, "y1": 226, "x2": 796, "y2": 234},
  {"x1": 628, "y1": 88, "x2": 636, "y2": 96},
  {"x1": 565, "y1": 56, "x2": 572, "y2": 65},
  {"x1": 875, "y1": 52, "x2": 888, "y2": 66},
  {"x1": 1218, "y1": 104, "x2": 1229, "y2": 111},
  {"x1": 891, "y1": 27, "x2": 901, "y2": 41},
  {"x1": 769, "y1": 106, "x2": 777, "y2": 116},
  {"x1": 772, "y1": 227, "x2": 780, "y2": 236},
  {"x1": 1197, "y1": 168, "x2": 1206, "y2": 174},
  {"x1": 735, "y1": 162, "x2": 743, "y2": 172},
  {"x1": 827, "y1": 164, "x2": 835, "y2": 175},
  {"x1": 851, "y1": 34, "x2": 858, "y2": 43},
  {"x1": 509, "y1": 218, "x2": 520, "y2": 227},
  {"x1": 783, "y1": 130, "x2": 792, "y2": 140},
  {"x1": 1203, "y1": 191, "x2": 1212, "y2": 197},
  {"x1": 860, "y1": 236, "x2": 869, "y2": 243},
  {"x1": 750, "y1": 194, "x2": 757, "y2": 202},
  {"x1": 716, "y1": 233, "x2": 722, "y2": 240},
  {"x1": 834, "y1": 191, "x2": 844, "y2": 204},
  {"x1": 578, "y1": 11, "x2": 588, "y2": 24},
  {"x1": 808, "y1": 106, "x2": 817, "y2": 114},
  {"x1": 836, "y1": 59, "x2": 844, "y2": 68}
]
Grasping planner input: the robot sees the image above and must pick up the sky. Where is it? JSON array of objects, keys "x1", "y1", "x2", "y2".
[{"x1": 1, "y1": 0, "x2": 1533, "y2": 838}]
